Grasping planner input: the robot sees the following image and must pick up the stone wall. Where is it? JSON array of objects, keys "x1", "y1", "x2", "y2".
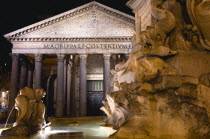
[{"x1": 166, "y1": 50, "x2": 210, "y2": 77}]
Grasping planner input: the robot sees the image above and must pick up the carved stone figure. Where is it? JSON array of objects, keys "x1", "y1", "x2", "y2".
[
  {"x1": 101, "y1": 93, "x2": 129, "y2": 130},
  {"x1": 131, "y1": 0, "x2": 177, "y2": 58},
  {"x1": 115, "y1": 57, "x2": 177, "y2": 85},
  {"x1": 1, "y1": 87, "x2": 47, "y2": 136},
  {"x1": 101, "y1": 0, "x2": 210, "y2": 138},
  {"x1": 151, "y1": 0, "x2": 176, "y2": 34},
  {"x1": 186, "y1": 0, "x2": 210, "y2": 50}
]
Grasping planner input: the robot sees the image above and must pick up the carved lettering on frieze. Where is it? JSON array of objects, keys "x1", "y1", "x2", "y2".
[{"x1": 43, "y1": 43, "x2": 132, "y2": 49}]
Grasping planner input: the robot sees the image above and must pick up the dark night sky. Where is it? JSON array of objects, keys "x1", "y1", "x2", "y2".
[
  {"x1": 0, "y1": 0, "x2": 133, "y2": 36},
  {"x1": 0, "y1": 0, "x2": 134, "y2": 71}
]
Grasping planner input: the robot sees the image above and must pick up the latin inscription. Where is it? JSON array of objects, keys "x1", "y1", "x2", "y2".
[{"x1": 43, "y1": 43, "x2": 132, "y2": 49}]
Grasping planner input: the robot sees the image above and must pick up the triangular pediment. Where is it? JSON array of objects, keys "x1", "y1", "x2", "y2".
[{"x1": 5, "y1": 1, "x2": 135, "y2": 40}]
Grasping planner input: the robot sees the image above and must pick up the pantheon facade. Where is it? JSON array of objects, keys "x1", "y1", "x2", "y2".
[{"x1": 4, "y1": 2, "x2": 135, "y2": 117}]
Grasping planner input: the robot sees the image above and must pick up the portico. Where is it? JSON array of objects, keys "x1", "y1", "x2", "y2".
[{"x1": 5, "y1": 1, "x2": 135, "y2": 117}]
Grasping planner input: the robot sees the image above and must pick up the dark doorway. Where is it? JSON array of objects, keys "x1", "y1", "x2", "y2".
[
  {"x1": 87, "y1": 80, "x2": 104, "y2": 116},
  {"x1": 46, "y1": 74, "x2": 57, "y2": 117}
]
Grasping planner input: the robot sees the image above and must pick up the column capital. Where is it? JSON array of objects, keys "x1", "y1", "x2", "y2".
[
  {"x1": 35, "y1": 54, "x2": 43, "y2": 62},
  {"x1": 20, "y1": 59, "x2": 28, "y2": 67},
  {"x1": 79, "y1": 54, "x2": 88, "y2": 61},
  {"x1": 10, "y1": 53, "x2": 19, "y2": 61},
  {"x1": 57, "y1": 54, "x2": 65, "y2": 62},
  {"x1": 103, "y1": 54, "x2": 111, "y2": 61}
]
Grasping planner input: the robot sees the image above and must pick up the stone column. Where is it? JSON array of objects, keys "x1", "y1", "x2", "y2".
[
  {"x1": 34, "y1": 54, "x2": 42, "y2": 89},
  {"x1": 19, "y1": 58, "x2": 28, "y2": 89},
  {"x1": 103, "y1": 54, "x2": 111, "y2": 98},
  {"x1": 56, "y1": 54, "x2": 65, "y2": 117},
  {"x1": 72, "y1": 55, "x2": 79, "y2": 117},
  {"x1": 79, "y1": 54, "x2": 87, "y2": 117},
  {"x1": 135, "y1": 13, "x2": 141, "y2": 42},
  {"x1": 9, "y1": 54, "x2": 19, "y2": 120},
  {"x1": 63, "y1": 59, "x2": 67, "y2": 115},
  {"x1": 66, "y1": 61, "x2": 72, "y2": 116},
  {"x1": 27, "y1": 65, "x2": 33, "y2": 88}
]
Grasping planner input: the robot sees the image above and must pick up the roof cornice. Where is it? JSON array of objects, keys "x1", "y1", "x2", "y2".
[
  {"x1": 4, "y1": 1, "x2": 135, "y2": 38},
  {"x1": 7, "y1": 37, "x2": 132, "y2": 42}
]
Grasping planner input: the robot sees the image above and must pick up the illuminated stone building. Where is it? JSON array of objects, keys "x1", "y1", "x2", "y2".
[{"x1": 4, "y1": 2, "x2": 135, "y2": 117}]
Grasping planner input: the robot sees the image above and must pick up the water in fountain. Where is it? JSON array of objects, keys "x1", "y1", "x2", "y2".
[{"x1": 4, "y1": 106, "x2": 14, "y2": 128}]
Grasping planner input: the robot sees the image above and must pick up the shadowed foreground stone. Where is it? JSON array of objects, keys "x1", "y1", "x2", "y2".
[{"x1": 102, "y1": 82, "x2": 210, "y2": 138}]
